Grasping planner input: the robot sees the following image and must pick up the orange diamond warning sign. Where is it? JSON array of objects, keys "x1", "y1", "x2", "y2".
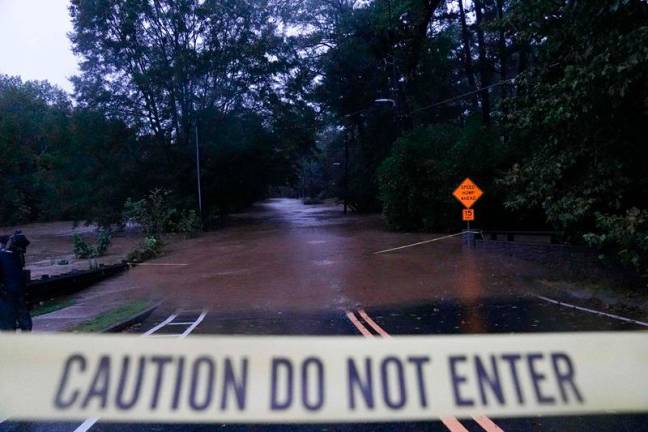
[{"x1": 453, "y1": 178, "x2": 483, "y2": 209}]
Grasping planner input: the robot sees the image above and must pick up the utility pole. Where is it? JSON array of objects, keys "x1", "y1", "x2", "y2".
[
  {"x1": 195, "y1": 123, "x2": 203, "y2": 217},
  {"x1": 343, "y1": 129, "x2": 349, "y2": 215}
]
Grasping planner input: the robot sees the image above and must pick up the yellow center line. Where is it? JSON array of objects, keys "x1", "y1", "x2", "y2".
[{"x1": 346, "y1": 308, "x2": 506, "y2": 432}]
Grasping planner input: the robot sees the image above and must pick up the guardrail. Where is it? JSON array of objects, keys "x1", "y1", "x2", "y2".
[
  {"x1": 25, "y1": 262, "x2": 129, "y2": 306},
  {"x1": 481, "y1": 230, "x2": 563, "y2": 244}
]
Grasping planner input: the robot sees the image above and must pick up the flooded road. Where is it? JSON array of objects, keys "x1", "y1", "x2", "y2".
[
  {"x1": 128, "y1": 198, "x2": 544, "y2": 313},
  {"x1": 3, "y1": 199, "x2": 646, "y2": 432}
]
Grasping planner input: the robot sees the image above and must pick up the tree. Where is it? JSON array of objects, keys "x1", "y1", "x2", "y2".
[
  {"x1": 62, "y1": 110, "x2": 141, "y2": 226},
  {"x1": 0, "y1": 76, "x2": 71, "y2": 224},
  {"x1": 69, "y1": 0, "x2": 319, "y2": 219},
  {"x1": 500, "y1": 0, "x2": 648, "y2": 272},
  {"x1": 69, "y1": 0, "x2": 291, "y2": 146}
]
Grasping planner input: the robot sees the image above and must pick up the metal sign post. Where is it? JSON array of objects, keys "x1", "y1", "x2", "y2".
[
  {"x1": 453, "y1": 178, "x2": 483, "y2": 247},
  {"x1": 462, "y1": 208, "x2": 475, "y2": 231}
]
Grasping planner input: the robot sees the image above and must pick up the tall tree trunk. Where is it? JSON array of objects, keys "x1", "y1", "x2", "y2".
[
  {"x1": 406, "y1": 0, "x2": 443, "y2": 80},
  {"x1": 517, "y1": 43, "x2": 528, "y2": 75},
  {"x1": 496, "y1": 0, "x2": 507, "y2": 100},
  {"x1": 474, "y1": 0, "x2": 491, "y2": 126},
  {"x1": 400, "y1": 0, "x2": 442, "y2": 130},
  {"x1": 458, "y1": 0, "x2": 478, "y2": 109}
]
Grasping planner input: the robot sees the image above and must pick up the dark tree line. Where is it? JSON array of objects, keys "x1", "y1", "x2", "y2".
[
  {"x1": 1, "y1": 0, "x2": 647, "y2": 276},
  {"x1": 298, "y1": 0, "x2": 648, "y2": 276},
  {"x1": 1, "y1": 0, "x2": 319, "y2": 227}
]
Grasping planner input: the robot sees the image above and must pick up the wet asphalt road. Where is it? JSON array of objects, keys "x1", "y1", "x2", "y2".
[{"x1": 2, "y1": 199, "x2": 647, "y2": 431}]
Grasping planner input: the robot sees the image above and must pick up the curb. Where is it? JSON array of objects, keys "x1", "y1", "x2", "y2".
[
  {"x1": 102, "y1": 301, "x2": 162, "y2": 333},
  {"x1": 27, "y1": 261, "x2": 130, "y2": 307}
]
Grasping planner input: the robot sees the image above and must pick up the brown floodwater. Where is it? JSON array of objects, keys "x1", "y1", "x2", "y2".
[{"x1": 123, "y1": 199, "x2": 542, "y2": 313}]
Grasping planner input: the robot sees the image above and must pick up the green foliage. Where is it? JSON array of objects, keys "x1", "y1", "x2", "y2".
[
  {"x1": 95, "y1": 228, "x2": 112, "y2": 256},
  {"x1": 72, "y1": 235, "x2": 94, "y2": 259},
  {"x1": 69, "y1": 0, "x2": 298, "y2": 148},
  {"x1": 127, "y1": 236, "x2": 163, "y2": 263},
  {"x1": 199, "y1": 112, "x2": 307, "y2": 216},
  {"x1": 123, "y1": 189, "x2": 177, "y2": 238},
  {"x1": 63, "y1": 110, "x2": 141, "y2": 227},
  {"x1": 124, "y1": 188, "x2": 202, "y2": 239},
  {"x1": 71, "y1": 299, "x2": 151, "y2": 333},
  {"x1": 500, "y1": 0, "x2": 648, "y2": 272},
  {"x1": 68, "y1": 0, "x2": 318, "y2": 218},
  {"x1": 72, "y1": 228, "x2": 112, "y2": 259},
  {"x1": 378, "y1": 125, "x2": 460, "y2": 231},
  {"x1": 2, "y1": 0, "x2": 647, "y2": 284},
  {"x1": 378, "y1": 119, "x2": 508, "y2": 231},
  {"x1": 0, "y1": 75, "x2": 143, "y2": 227},
  {"x1": 0, "y1": 76, "x2": 71, "y2": 224},
  {"x1": 124, "y1": 188, "x2": 177, "y2": 238},
  {"x1": 171, "y1": 210, "x2": 202, "y2": 238},
  {"x1": 0, "y1": 0, "x2": 320, "y2": 227},
  {"x1": 584, "y1": 209, "x2": 648, "y2": 277},
  {"x1": 32, "y1": 297, "x2": 76, "y2": 317},
  {"x1": 311, "y1": 3, "x2": 462, "y2": 212}
]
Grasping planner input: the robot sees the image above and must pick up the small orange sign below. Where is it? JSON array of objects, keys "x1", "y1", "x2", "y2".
[
  {"x1": 463, "y1": 209, "x2": 475, "y2": 221},
  {"x1": 453, "y1": 178, "x2": 483, "y2": 209}
]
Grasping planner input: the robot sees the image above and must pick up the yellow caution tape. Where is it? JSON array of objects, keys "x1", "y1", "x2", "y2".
[{"x1": 0, "y1": 332, "x2": 646, "y2": 423}]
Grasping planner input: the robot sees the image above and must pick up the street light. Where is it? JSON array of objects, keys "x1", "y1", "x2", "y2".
[{"x1": 374, "y1": 98, "x2": 396, "y2": 107}]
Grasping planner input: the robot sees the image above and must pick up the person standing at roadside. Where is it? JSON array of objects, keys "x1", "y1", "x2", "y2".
[
  {"x1": 0, "y1": 235, "x2": 16, "y2": 331},
  {"x1": 0, "y1": 231, "x2": 32, "y2": 331},
  {"x1": 0, "y1": 235, "x2": 15, "y2": 331}
]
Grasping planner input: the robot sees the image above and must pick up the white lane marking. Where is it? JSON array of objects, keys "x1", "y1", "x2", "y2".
[
  {"x1": 72, "y1": 418, "x2": 99, "y2": 432},
  {"x1": 345, "y1": 311, "x2": 374, "y2": 337},
  {"x1": 535, "y1": 295, "x2": 648, "y2": 328},
  {"x1": 74, "y1": 311, "x2": 207, "y2": 431},
  {"x1": 373, "y1": 231, "x2": 479, "y2": 255},
  {"x1": 181, "y1": 311, "x2": 207, "y2": 338},
  {"x1": 0, "y1": 307, "x2": 166, "y2": 431},
  {"x1": 166, "y1": 322, "x2": 196, "y2": 326},
  {"x1": 143, "y1": 314, "x2": 177, "y2": 336},
  {"x1": 473, "y1": 415, "x2": 505, "y2": 431},
  {"x1": 357, "y1": 309, "x2": 391, "y2": 338}
]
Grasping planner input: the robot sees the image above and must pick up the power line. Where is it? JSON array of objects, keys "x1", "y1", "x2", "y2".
[
  {"x1": 407, "y1": 75, "x2": 518, "y2": 115},
  {"x1": 340, "y1": 75, "x2": 519, "y2": 120}
]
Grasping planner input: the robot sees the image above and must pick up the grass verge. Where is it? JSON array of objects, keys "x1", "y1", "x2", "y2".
[
  {"x1": 32, "y1": 298, "x2": 76, "y2": 317},
  {"x1": 70, "y1": 299, "x2": 152, "y2": 333}
]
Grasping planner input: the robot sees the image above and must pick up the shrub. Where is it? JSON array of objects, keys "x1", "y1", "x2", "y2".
[
  {"x1": 73, "y1": 235, "x2": 94, "y2": 259},
  {"x1": 171, "y1": 209, "x2": 202, "y2": 237},
  {"x1": 378, "y1": 118, "x2": 510, "y2": 232},
  {"x1": 72, "y1": 228, "x2": 112, "y2": 259},
  {"x1": 123, "y1": 188, "x2": 176, "y2": 238},
  {"x1": 378, "y1": 125, "x2": 460, "y2": 231},
  {"x1": 95, "y1": 228, "x2": 112, "y2": 256},
  {"x1": 584, "y1": 208, "x2": 648, "y2": 279},
  {"x1": 124, "y1": 188, "x2": 202, "y2": 238},
  {"x1": 127, "y1": 236, "x2": 163, "y2": 263}
]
